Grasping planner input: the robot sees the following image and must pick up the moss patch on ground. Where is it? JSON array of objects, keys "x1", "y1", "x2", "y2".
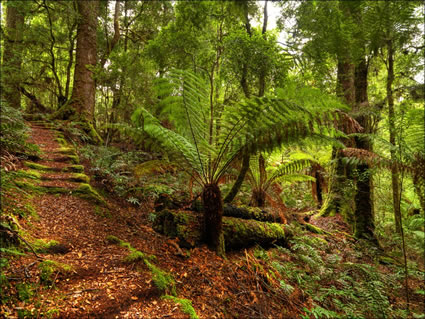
[
  {"x1": 56, "y1": 147, "x2": 77, "y2": 156},
  {"x1": 105, "y1": 235, "x2": 174, "y2": 294},
  {"x1": 73, "y1": 183, "x2": 105, "y2": 205},
  {"x1": 162, "y1": 295, "x2": 199, "y2": 319},
  {"x1": 24, "y1": 162, "x2": 56, "y2": 172},
  {"x1": 38, "y1": 260, "x2": 72, "y2": 284}
]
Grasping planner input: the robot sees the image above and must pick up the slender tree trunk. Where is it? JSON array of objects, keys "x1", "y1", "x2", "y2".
[
  {"x1": 224, "y1": 152, "x2": 250, "y2": 203},
  {"x1": 258, "y1": 0, "x2": 268, "y2": 97},
  {"x1": 387, "y1": 39, "x2": 402, "y2": 234},
  {"x1": 2, "y1": 1, "x2": 25, "y2": 109},
  {"x1": 202, "y1": 183, "x2": 225, "y2": 256},
  {"x1": 70, "y1": 0, "x2": 99, "y2": 123}
]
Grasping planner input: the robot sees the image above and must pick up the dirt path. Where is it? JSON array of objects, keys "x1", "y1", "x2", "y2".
[{"x1": 3, "y1": 123, "x2": 283, "y2": 318}]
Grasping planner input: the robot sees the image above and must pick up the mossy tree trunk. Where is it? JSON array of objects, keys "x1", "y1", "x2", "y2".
[
  {"x1": 2, "y1": 0, "x2": 25, "y2": 109},
  {"x1": 353, "y1": 56, "x2": 376, "y2": 240},
  {"x1": 70, "y1": 0, "x2": 98, "y2": 123},
  {"x1": 202, "y1": 183, "x2": 225, "y2": 256}
]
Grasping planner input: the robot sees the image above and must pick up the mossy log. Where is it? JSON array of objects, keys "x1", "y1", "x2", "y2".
[
  {"x1": 191, "y1": 201, "x2": 284, "y2": 223},
  {"x1": 223, "y1": 204, "x2": 284, "y2": 223},
  {"x1": 152, "y1": 210, "x2": 291, "y2": 250}
]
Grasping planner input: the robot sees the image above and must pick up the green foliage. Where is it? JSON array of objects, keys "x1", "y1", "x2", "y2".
[
  {"x1": 0, "y1": 102, "x2": 33, "y2": 154},
  {"x1": 269, "y1": 233, "x2": 406, "y2": 319},
  {"x1": 162, "y1": 295, "x2": 199, "y2": 319},
  {"x1": 132, "y1": 69, "x2": 350, "y2": 187},
  {"x1": 38, "y1": 260, "x2": 72, "y2": 285},
  {"x1": 16, "y1": 283, "x2": 34, "y2": 302}
]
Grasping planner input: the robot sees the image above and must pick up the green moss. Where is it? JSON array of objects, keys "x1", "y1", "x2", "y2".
[
  {"x1": 65, "y1": 154, "x2": 79, "y2": 164},
  {"x1": 15, "y1": 180, "x2": 43, "y2": 194},
  {"x1": 33, "y1": 239, "x2": 60, "y2": 253},
  {"x1": 68, "y1": 173, "x2": 90, "y2": 183},
  {"x1": 144, "y1": 259, "x2": 176, "y2": 295},
  {"x1": 162, "y1": 295, "x2": 199, "y2": 319},
  {"x1": 73, "y1": 183, "x2": 105, "y2": 205},
  {"x1": 304, "y1": 223, "x2": 331, "y2": 235},
  {"x1": 55, "y1": 137, "x2": 67, "y2": 147},
  {"x1": 95, "y1": 206, "x2": 111, "y2": 218},
  {"x1": 38, "y1": 260, "x2": 72, "y2": 284},
  {"x1": 24, "y1": 162, "x2": 54, "y2": 172},
  {"x1": 17, "y1": 169, "x2": 42, "y2": 179},
  {"x1": 125, "y1": 251, "x2": 146, "y2": 263},
  {"x1": 56, "y1": 147, "x2": 77, "y2": 156}
]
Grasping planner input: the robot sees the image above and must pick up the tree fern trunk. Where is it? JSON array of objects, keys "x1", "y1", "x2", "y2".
[{"x1": 202, "y1": 183, "x2": 225, "y2": 256}]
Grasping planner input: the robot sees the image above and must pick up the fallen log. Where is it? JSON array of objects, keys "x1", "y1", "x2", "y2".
[
  {"x1": 190, "y1": 201, "x2": 284, "y2": 223},
  {"x1": 152, "y1": 210, "x2": 292, "y2": 250}
]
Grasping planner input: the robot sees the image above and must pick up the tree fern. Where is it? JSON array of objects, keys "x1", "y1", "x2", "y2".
[{"x1": 131, "y1": 69, "x2": 358, "y2": 254}]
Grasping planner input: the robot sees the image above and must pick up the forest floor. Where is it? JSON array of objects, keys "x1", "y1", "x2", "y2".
[{"x1": 1, "y1": 122, "x2": 424, "y2": 318}]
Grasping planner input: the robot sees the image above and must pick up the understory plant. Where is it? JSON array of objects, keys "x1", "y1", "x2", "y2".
[
  {"x1": 131, "y1": 69, "x2": 358, "y2": 256},
  {"x1": 247, "y1": 151, "x2": 317, "y2": 208}
]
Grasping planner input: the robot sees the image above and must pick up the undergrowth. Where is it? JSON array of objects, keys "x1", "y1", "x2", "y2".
[
  {"x1": 249, "y1": 226, "x2": 425, "y2": 319},
  {"x1": 80, "y1": 144, "x2": 187, "y2": 204}
]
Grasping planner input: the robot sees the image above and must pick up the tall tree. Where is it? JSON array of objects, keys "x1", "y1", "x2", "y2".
[
  {"x1": 67, "y1": 0, "x2": 99, "y2": 138},
  {"x1": 2, "y1": 0, "x2": 26, "y2": 108}
]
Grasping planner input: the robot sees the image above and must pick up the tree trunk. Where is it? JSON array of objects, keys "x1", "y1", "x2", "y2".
[
  {"x1": 353, "y1": 57, "x2": 376, "y2": 239},
  {"x1": 224, "y1": 152, "x2": 250, "y2": 203},
  {"x1": 387, "y1": 39, "x2": 402, "y2": 234},
  {"x1": 70, "y1": 0, "x2": 99, "y2": 124},
  {"x1": 251, "y1": 189, "x2": 266, "y2": 208},
  {"x1": 201, "y1": 183, "x2": 225, "y2": 256},
  {"x1": 2, "y1": 1, "x2": 25, "y2": 109},
  {"x1": 321, "y1": 58, "x2": 355, "y2": 217}
]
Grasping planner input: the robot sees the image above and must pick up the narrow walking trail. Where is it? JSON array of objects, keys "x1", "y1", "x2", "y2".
[{"x1": 3, "y1": 122, "x2": 275, "y2": 319}]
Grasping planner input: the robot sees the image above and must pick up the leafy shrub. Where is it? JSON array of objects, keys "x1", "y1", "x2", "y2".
[{"x1": 0, "y1": 102, "x2": 31, "y2": 154}]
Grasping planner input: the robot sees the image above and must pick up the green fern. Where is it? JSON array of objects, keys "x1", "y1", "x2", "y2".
[
  {"x1": 131, "y1": 69, "x2": 356, "y2": 253},
  {"x1": 133, "y1": 69, "x2": 352, "y2": 186}
]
